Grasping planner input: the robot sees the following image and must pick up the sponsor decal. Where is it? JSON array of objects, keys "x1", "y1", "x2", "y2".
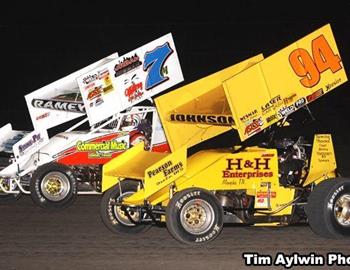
[
  {"x1": 256, "y1": 190, "x2": 276, "y2": 206},
  {"x1": 262, "y1": 153, "x2": 274, "y2": 157},
  {"x1": 283, "y1": 93, "x2": 297, "y2": 105},
  {"x1": 84, "y1": 82, "x2": 95, "y2": 90},
  {"x1": 169, "y1": 114, "x2": 234, "y2": 125},
  {"x1": 257, "y1": 191, "x2": 276, "y2": 198},
  {"x1": 76, "y1": 140, "x2": 128, "y2": 158},
  {"x1": 244, "y1": 117, "x2": 263, "y2": 136},
  {"x1": 306, "y1": 89, "x2": 324, "y2": 102},
  {"x1": 82, "y1": 73, "x2": 98, "y2": 85},
  {"x1": 278, "y1": 105, "x2": 295, "y2": 118},
  {"x1": 315, "y1": 135, "x2": 333, "y2": 163},
  {"x1": 163, "y1": 162, "x2": 183, "y2": 178},
  {"x1": 124, "y1": 74, "x2": 144, "y2": 102},
  {"x1": 240, "y1": 109, "x2": 258, "y2": 122},
  {"x1": 87, "y1": 87, "x2": 103, "y2": 101},
  {"x1": 266, "y1": 114, "x2": 277, "y2": 123},
  {"x1": 147, "y1": 160, "x2": 183, "y2": 179},
  {"x1": 18, "y1": 133, "x2": 43, "y2": 156},
  {"x1": 98, "y1": 68, "x2": 109, "y2": 79},
  {"x1": 147, "y1": 161, "x2": 172, "y2": 178},
  {"x1": 147, "y1": 160, "x2": 184, "y2": 186},
  {"x1": 222, "y1": 170, "x2": 273, "y2": 179},
  {"x1": 31, "y1": 99, "x2": 85, "y2": 113},
  {"x1": 103, "y1": 84, "x2": 114, "y2": 93},
  {"x1": 325, "y1": 78, "x2": 342, "y2": 92},
  {"x1": 98, "y1": 68, "x2": 114, "y2": 94},
  {"x1": 125, "y1": 82, "x2": 143, "y2": 102},
  {"x1": 77, "y1": 35, "x2": 183, "y2": 126},
  {"x1": 261, "y1": 95, "x2": 282, "y2": 114},
  {"x1": 222, "y1": 158, "x2": 273, "y2": 179},
  {"x1": 83, "y1": 69, "x2": 114, "y2": 98},
  {"x1": 161, "y1": 65, "x2": 169, "y2": 77},
  {"x1": 114, "y1": 54, "x2": 142, "y2": 77},
  {"x1": 87, "y1": 86, "x2": 104, "y2": 108},
  {"x1": 36, "y1": 112, "x2": 50, "y2": 121},
  {"x1": 294, "y1": 97, "x2": 306, "y2": 108},
  {"x1": 56, "y1": 134, "x2": 69, "y2": 140},
  {"x1": 260, "y1": 182, "x2": 270, "y2": 187}
]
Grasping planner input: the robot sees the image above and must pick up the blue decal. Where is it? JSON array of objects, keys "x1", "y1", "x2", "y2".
[{"x1": 143, "y1": 42, "x2": 173, "y2": 90}]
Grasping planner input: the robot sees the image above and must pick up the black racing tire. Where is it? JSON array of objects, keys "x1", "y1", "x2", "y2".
[
  {"x1": 100, "y1": 180, "x2": 151, "y2": 234},
  {"x1": 166, "y1": 188, "x2": 224, "y2": 245},
  {"x1": 305, "y1": 178, "x2": 350, "y2": 238},
  {"x1": 30, "y1": 163, "x2": 77, "y2": 209}
]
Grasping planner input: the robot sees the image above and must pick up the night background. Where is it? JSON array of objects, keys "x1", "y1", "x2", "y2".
[
  {"x1": 2, "y1": 1, "x2": 349, "y2": 128},
  {"x1": 2, "y1": 1, "x2": 350, "y2": 173},
  {"x1": 1, "y1": 2, "x2": 350, "y2": 269}
]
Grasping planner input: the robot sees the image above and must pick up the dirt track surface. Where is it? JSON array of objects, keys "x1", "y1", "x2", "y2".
[{"x1": 1, "y1": 196, "x2": 350, "y2": 270}]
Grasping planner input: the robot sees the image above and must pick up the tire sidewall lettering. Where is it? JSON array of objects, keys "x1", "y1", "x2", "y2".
[
  {"x1": 30, "y1": 163, "x2": 77, "y2": 208},
  {"x1": 327, "y1": 183, "x2": 350, "y2": 234},
  {"x1": 327, "y1": 185, "x2": 344, "y2": 210},
  {"x1": 195, "y1": 224, "x2": 221, "y2": 243},
  {"x1": 34, "y1": 178, "x2": 46, "y2": 203},
  {"x1": 107, "y1": 197, "x2": 119, "y2": 225},
  {"x1": 175, "y1": 191, "x2": 201, "y2": 209},
  {"x1": 171, "y1": 189, "x2": 222, "y2": 244}
]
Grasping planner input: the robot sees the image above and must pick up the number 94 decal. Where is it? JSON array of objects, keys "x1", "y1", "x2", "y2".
[{"x1": 289, "y1": 34, "x2": 342, "y2": 88}]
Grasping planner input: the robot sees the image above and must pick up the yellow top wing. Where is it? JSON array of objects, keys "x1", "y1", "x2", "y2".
[
  {"x1": 224, "y1": 24, "x2": 347, "y2": 141},
  {"x1": 155, "y1": 55, "x2": 264, "y2": 152}
]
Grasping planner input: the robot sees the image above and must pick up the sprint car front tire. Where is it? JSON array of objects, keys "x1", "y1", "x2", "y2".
[
  {"x1": 0, "y1": 180, "x2": 22, "y2": 203},
  {"x1": 30, "y1": 163, "x2": 78, "y2": 208},
  {"x1": 0, "y1": 157, "x2": 22, "y2": 203},
  {"x1": 166, "y1": 188, "x2": 224, "y2": 245},
  {"x1": 100, "y1": 180, "x2": 151, "y2": 234},
  {"x1": 306, "y1": 178, "x2": 350, "y2": 238}
]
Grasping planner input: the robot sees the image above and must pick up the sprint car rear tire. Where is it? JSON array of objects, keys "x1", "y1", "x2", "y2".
[
  {"x1": 306, "y1": 178, "x2": 350, "y2": 238},
  {"x1": 100, "y1": 180, "x2": 151, "y2": 234},
  {"x1": 166, "y1": 188, "x2": 224, "y2": 245},
  {"x1": 30, "y1": 163, "x2": 77, "y2": 209}
]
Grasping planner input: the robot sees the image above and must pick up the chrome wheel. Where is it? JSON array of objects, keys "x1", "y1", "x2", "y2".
[
  {"x1": 0, "y1": 178, "x2": 10, "y2": 195},
  {"x1": 180, "y1": 199, "x2": 215, "y2": 235},
  {"x1": 40, "y1": 172, "x2": 71, "y2": 202},
  {"x1": 334, "y1": 194, "x2": 350, "y2": 226},
  {"x1": 113, "y1": 191, "x2": 140, "y2": 226}
]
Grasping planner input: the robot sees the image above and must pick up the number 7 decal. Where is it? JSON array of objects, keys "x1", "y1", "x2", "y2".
[{"x1": 143, "y1": 42, "x2": 174, "y2": 90}]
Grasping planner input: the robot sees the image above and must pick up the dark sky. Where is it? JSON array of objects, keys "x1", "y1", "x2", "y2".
[{"x1": 1, "y1": 1, "x2": 349, "y2": 133}]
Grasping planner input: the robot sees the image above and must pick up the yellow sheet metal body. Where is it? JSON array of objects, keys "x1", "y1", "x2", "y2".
[
  {"x1": 155, "y1": 55, "x2": 264, "y2": 152},
  {"x1": 101, "y1": 25, "x2": 345, "y2": 222}
]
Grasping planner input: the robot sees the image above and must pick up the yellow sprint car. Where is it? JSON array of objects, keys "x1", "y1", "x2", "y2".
[{"x1": 99, "y1": 24, "x2": 350, "y2": 245}]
